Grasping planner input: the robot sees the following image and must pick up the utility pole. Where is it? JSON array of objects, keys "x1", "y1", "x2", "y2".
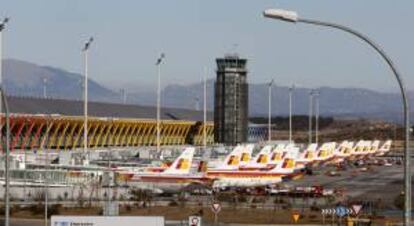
[
  {"x1": 82, "y1": 37, "x2": 93, "y2": 166},
  {"x1": 288, "y1": 84, "x2": 294, "y2": 144},
  {"x1": 314, "y1": 90, "x2": 320, "y2": 144},
  {"x1": 155, "y1": 53, "x2": 165, "y2": 154},
  {"x1": 43, "y1": 77, "x2": 48, "y2": 98},
  {"x1": 268, "y1": 79, "x2": 274, "y2": 142},
  {"x1": 308, "y1": 90, "x2": 313, "y2": 144},
  {"x1": 203, "y1": 68, "x2": 207, "y2": 150},
  {"x1": 0, "y1": 17, "x2": 10, "y2": 226}
]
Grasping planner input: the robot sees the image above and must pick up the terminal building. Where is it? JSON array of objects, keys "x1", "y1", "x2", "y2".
[
  {"x1": 214, "y1": 55, "x2": 249, "y2": 145},
  {"x1": 0, "y1": 96, "x2": 214, "y2": 152}
]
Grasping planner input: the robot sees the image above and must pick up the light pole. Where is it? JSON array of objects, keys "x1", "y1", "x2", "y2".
[
  {"x1": 263, "y1": 8, "x2": 411, "y2": 225},
  {"x1": 155, "y1": 53, "x2": 165, "y2": 154},
  {"x1": 314, "y1": 90, "x2": 320, "y2": 145},
  {"x1": 0, "y1": 87, "x2": 11, "y2": 226},
  {"x1": 308, "y1": 90, "x2": 314, "y2": 144},
  {"x1": 0, "y1": 17, "x2": 10, "y2": 226},
  {"x1": 43, "y1": 116, "x2": 50, "y2": 226},
  {"x1": 288, "y1": 84, "x2": 294, "y2": 144},
  {"x1": 268, "y1": 79, "x2": 274, "y2": 142},
  {"x1": 203, "y1": 67, "x2": 207, "y2": 150},
  {"x1": 82, "y1": 37, "x2": 93, "y2": 166},
  {"x1": 43, "y1": 77, "x2": 48, "y2": 98}
]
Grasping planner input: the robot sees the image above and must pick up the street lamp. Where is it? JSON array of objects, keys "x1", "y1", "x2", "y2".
[
  {"x1": 155, "y1": 53, "x2": 165, "y2": 154},
  {"x1": 288, "y1": 84, "x2": 295, "y2": 144},
  {"x1": 268, "y1": 79, "x2": 274, "y2": 142},
  {"x1": 0, "y1": 87, "x2": 11, "y2": 226},
  {"x1": 82, "y1": 37, "x2": 93, "y2": 166},
  {"x1": 308, "y1": 90, "x2": 314, "y2": 144},
  {"x1": 203, "y1": 67, "x2": 208, "y2": 150},
  {"x1": 43, "y1": 77, "x2": 48, "y2": 98},
  {"x1": 314, "y1": 90, "x2": 320, "y2": 145},
  {"x1": 0, "y1": 17, "x2": 10, "y2": 226},
  {"x1": 0, "y1": 17, "x2": 10, "y2": 142},
  {"x1": 263, "y1": 8, "x2": 411, "y2": 225}
]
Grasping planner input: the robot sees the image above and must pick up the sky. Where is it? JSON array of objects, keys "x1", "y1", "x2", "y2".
[{"x1": 1, "y1": 0, "x2": 413, "y2": 93}]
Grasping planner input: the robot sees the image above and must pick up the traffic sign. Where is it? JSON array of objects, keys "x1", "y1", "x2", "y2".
[
  {"x1": 188, "y1": 216, "x2": 201, "y2": 226},
  {"x1": 211, "y1": 202, "x2": 221, "y2": 214},
  {"x1": 335, "y1": 206, "x2": 348, "y2": 217},
  {"x1": 292, "y1": 212, "x2": 300, "y2": 223},
  {"x1": 352, "y1": 205, "x2": 362, "y2": 215}
]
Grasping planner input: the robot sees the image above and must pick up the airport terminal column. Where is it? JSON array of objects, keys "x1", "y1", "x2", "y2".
[
  {"x1": 156, "y1": 53, "x2": 165, "y2": 154},
  {"x1": 0, "y1": 17, "x2": 10, "y2": 226},
  {"x1": 263, "y1": 9, "x2": 411, "y2": 225},
  {"x1": 82, "y1": 37, "x2": 93, "y2": 165},
  {"x1": 268, "y1": 79, "x2": 274, "y2": 142}
]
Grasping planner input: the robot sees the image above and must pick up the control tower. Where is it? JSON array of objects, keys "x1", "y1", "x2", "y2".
[{"x1": 214, "y1": 54, "x2": 249, "y2": 145}]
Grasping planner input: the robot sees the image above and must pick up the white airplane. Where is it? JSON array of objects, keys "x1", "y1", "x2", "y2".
[
  {"x1": 351, "y1": 140, "x2": 373, "y2": 159},
  {"x1": 296, "y1": 143, "x2": 318, "y2": 168},
  {"x1": 212, "y1": 144, "x2": 254, "y2": 171},
  {"x1": 208, "y1": 147, "x2": 300, "y2": 188},
  {"x1": 376, "y1": 140, "x2": 393, "y2": 156},
  {"x1": 119, "y1": 147, "x2": 208, "y2": 193},
  {"x1": 333, "y1": 141, "x2": 354, "y2": 163},
  {"x1": 239, "y1": 145, "x2": 274, "y2": 170},
  {"x1": 367, "y1": 140, "x2": 381, "y2": 156},
  {"x1": 313, "y1": 142, "x2": 336, "y2": 164}
]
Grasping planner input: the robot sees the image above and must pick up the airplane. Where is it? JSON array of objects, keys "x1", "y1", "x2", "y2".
[
  {"x1": 296, "y1": 143, "x2": 318, "y2": 168},
  {"x1": 332, "y1": 141, "x2": 353, "y2": 163},
  {"x1": 210, "y1": 144, "x2": 254, "y2": 171},
  {"x1": 208, "y1": 146, "x2": 301, "y2": 189},
  {"x1": 239, "y1": 145, "x2": 274, "y2": 170},
  {"x1": 118, "y1": 147, "x2": 209, "y2": 193},
  {"x1": 367, "y1": 140, "x2": 380, "y2": 157},
  {"x1": 313, "y1": 142, "x2": 336, "y2": 165},
  {"x1": 376, "y1": 140, "x2": 393, "y2": 156},
  {"x1": 351, "y1": 140, "x2": 373, "y2": 159}
]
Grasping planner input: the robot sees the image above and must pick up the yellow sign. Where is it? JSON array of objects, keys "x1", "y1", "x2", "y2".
[{"x1": 292, "y1": 212, "x2": 300, "y2": 223}]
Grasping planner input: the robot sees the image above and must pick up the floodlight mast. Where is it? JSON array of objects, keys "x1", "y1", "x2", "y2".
[
  {"x1": 263, "y1": 8, "x2": 410, "y2": 225},
  {"x1": 82, "y1": 37, "x2": 93, "y2": 165}
]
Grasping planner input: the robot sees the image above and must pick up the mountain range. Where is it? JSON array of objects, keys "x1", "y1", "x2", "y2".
[{"x1": 2, "y1": 59, "x2": 410, "y2": 123}]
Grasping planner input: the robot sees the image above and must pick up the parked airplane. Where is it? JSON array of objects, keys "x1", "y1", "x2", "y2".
[
  {"x1": 296, "y1": 143, "x2": 318, "y2": 168},
  {"x1": 119, "y1": 147, "x2": 208, "y2": 193},
  {"x1": 208, "y1": 147, "x2": 301, "y2": 189},
  {"x1": 376, "y1": 140, "x2": 393, "y2": 156},
  {"x1": 239, "y1": 145, "x2": 273, "y2": 170}
]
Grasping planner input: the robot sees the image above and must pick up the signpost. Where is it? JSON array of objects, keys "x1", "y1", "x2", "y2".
[
  {"x1": 51, "y1": 216, "x2": 164, "y2": 226},
  {"x1": 352, "y1": 204, "x2": 362, "y2": 215},
  {"x1": 292, "y1": 211, "x2": 300, "y2": 223},
  {"x1": 211, "y1": 202, "x2": 221, "y2": 226},
  {"x1": 189, "y1": 216, "x2": 201, "y2": 226}
]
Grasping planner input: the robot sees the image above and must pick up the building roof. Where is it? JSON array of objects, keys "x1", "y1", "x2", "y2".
[{"x1": 6, "y1": 96, "x2": 213, "y2": 122}]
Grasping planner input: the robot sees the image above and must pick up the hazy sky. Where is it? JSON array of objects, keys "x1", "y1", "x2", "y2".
[{"x1": 1, "y1": 1, "x2": 413, "y2": 93}]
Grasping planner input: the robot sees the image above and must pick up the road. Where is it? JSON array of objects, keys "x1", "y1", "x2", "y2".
[{"x1": 286, "y1": 161, "x2": 413, "y2": 205}]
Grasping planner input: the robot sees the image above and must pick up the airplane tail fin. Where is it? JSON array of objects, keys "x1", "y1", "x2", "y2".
[
  {"x1": 222, "y1": 145, "x2": 243, "y2": 167},
  {"x1": 240, "y1": 144, "x2": 254, "y2": 165},
  {"x1": 253, "y1": 145, "x2": 272, "y2": 164},
  {"x1": 378, "y1": 140, "x2": 392, "y2": 154},
  {"x1": 272, "y1": 147, "x2": 299, "y2": 171},
  {"x1": 370, "y1": 140, "x2": 380, "y2": 153},
  {"x1": 163, "y1": 147, "x2": 195, "y2": 174}
]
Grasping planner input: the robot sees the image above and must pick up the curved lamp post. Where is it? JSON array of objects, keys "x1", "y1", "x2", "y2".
[
  {"x1": 0, "y1": 17, "x2": 10, "y2": 226},
  {"x1": 263, "y1": 8, "x2": 410, "y2": 225},
  {"x1": 0, "y1": 86, "x2": 11, "y2": 226}
]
